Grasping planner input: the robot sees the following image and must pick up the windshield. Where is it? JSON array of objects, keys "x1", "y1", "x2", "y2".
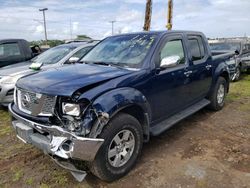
[
  {"x1": 81, "y1": 34, "x2": 157, "y2": 68},
  {"x1": 31, "y1": 45, "x2": 76, "y2": 64},
  {"x1": 210, "y1": 42, "x2": 241, "y2": 51}
]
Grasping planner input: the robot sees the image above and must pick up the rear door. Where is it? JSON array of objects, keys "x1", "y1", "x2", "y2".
[
  {"x1": 186, "y1": 35, "x2": 213, "y2": 101},
  {"x1": 0, "y1": 41, "x2": 25, "y2": 68}
]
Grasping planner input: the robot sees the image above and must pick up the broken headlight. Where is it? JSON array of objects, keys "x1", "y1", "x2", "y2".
[{"x1": 62, "y1": 103, "x2": 81, "y2": 116}]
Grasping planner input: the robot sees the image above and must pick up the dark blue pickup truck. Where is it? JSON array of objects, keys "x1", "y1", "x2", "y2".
[{"x1": 9, "y1": 31, "x2": 233, "y2": 182}]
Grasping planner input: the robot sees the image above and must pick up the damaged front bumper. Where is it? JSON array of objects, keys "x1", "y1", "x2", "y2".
[{"x1": 8, "y1": 103, "x2": 104, "y2": 181}]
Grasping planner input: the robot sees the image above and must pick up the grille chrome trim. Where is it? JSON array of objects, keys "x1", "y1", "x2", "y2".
[{"x1": 16, "y1": 88, "x2": 56, "y2": 116}]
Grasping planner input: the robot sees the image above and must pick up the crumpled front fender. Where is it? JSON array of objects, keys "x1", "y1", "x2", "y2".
[{"x1": 92, "y1": 87, "x2": 151, "y2": 119}]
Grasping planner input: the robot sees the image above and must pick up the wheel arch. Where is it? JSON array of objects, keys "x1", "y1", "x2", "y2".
[
  {"x1": 219, "y1": 71, "x2": 230, "y2": 93},
  {"x1": 90, "y1": 87, "x2": 151, "y2": 141}
]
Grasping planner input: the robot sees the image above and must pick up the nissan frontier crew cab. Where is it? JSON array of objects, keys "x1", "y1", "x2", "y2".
[{"x1": 9, "y1": 31, "x2": 233, "y2": 182}]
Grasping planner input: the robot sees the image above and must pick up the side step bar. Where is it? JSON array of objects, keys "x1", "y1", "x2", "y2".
[{"x1": 150, "y1": 99, "x2": 210, "y2": 136}]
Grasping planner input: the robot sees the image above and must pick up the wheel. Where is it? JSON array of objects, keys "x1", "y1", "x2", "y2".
[
  {"x1": 207, "y1": 77, "x2": 227, "y2": 111},
  {"x1": 90, "y1": 113, "x2": 143, "y2": 182},
  {"x1": 233, "y1": 66, "x2": 241, "y2": 81},
  {"x1": 247, "y1": 68, "x2": 250, "y2": 74}
]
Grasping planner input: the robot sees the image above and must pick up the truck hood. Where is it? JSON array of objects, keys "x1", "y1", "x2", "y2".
[{"x1": 17, "y1": 64, "x2": 132, "y2": 96}]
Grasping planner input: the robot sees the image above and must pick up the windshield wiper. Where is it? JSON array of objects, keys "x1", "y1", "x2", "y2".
[
  {"x1": 81, "y1": 61, "x2": 128, "y2": 69},
  {"x1": 79, "y1": 61, "x2": 108, "y2": 66},
  {"x1": 92, "y1": 62, "x2": 110, "y2": 66}
]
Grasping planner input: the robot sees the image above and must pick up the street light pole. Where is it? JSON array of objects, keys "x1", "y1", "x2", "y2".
[
  {"x1": 109, "y1": 21, "x2": 116, "y2": 35},
  {"x1": 39, "y1": 8, "x2": 48, "y2": 45}
]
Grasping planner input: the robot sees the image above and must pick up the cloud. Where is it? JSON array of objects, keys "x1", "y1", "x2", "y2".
[
  {"x1": 35, "y1": 25, "x2": 44, "y2": 33},
  {"x1": 0, "y1": 0, "x2": 249, "y2": 41}
]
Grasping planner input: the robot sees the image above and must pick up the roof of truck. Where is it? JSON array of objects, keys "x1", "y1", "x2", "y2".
[{"x1": 109, "y1": 30, "x2": 204, "y2": 37}]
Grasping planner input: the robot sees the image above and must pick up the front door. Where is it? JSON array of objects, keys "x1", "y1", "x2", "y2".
[{"x1": 147, "y1": 34, "x2": 193, "y2": 122}]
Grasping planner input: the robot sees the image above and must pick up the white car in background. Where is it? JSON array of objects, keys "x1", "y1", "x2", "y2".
[{"x1": 0, "y1": 41, "x2": 98, "y2": 106}]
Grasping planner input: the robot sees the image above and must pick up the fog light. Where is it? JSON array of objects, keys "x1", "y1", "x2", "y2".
[{"x1": 61, "y1": 140, "x2": 73, "y2": 152}]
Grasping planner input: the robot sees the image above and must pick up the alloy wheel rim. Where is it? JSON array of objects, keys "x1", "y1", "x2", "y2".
[
  {"x1": 217, "y1": 84, "x2": 225, "y2": 104},
  {"x1": 234, "y1": 67, "x2": 240, "y2": 80},
  {"x1": 108, "y1": 129, "x2": 135, "y2": 168}
]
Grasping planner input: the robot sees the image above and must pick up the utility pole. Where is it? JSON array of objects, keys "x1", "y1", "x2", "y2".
[
  {"x1": 166, "y1": 0, "x2": 173, "y2": 30},
  {"x1": 39, "y1": 8, "x2": 48, "y2": 45},
  {"x1": 109, "y1": 21, "x2": 116, "y2": 35},
  {"x1": 143, "y1": 0, "x2": 152, "y2": 31}
]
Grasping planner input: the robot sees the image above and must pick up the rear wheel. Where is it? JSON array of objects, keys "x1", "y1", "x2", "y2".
[
  {"x1": 90, "y1": 113, "x2": 143, "y2": 182},
  {"x1": 233, "y1": 66, "x2": 241, "y2": 81},
  {"x1": 207, "y1": 77, "x2": 227, "y2": 111},
  {"x1": 247, "y1": 68, "x2": 250, "y2": 74}
]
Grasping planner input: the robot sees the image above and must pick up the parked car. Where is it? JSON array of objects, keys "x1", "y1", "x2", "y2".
[
  {"x1": 241, "y1": 43, "x2": 250, "y2": 72},
  {"x1": 0, "y1": 41, "x2": 97, "y2": 106},
  {"x1": 9, "y1": 31, "x2": 232, "y2": 182},
  {"x1": 0, "y1": 39, "x2": 42, "y2": 68},
  {"x1": 209, "y1": 40, "x2": 250, "y2": 81}
]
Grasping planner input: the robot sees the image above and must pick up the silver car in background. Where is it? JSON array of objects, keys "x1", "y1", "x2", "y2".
[{"x1": 0, "y1": 41, "x2": 98, "y2": 106}]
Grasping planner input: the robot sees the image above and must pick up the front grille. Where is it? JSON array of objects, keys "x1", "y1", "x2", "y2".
[
  {"x1": 41, "y1": 95, "x2": 56, "y2": 115},
  {"x1": 16, "y1": 88, "x2": 56, "y2": 116}
]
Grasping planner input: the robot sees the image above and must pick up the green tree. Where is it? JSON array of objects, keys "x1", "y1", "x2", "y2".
[
  {"x1": 29, "y1": 40, "x2": 64, "y2": 47},
  {"x1": 76, "y1": 35, "x2": 92, "y2": 40}
]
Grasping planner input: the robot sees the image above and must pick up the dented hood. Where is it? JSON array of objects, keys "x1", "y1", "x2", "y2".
[{"x1": 16, "y1": 63, "x2": 132, "y2": 96}]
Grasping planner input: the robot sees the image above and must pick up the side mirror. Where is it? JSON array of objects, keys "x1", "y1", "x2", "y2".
[
  {"x1": 29, "y1": 62, "x2": 43, "y2": 70},
  {"x1": 68, "y1": 57, "x2": 80, "y2": 64},
  {"x1": 160, "y1": 56, "x2": 180, "y2": 69}
]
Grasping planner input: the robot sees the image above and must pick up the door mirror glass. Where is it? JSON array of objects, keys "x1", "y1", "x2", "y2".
[
  {"x1": 160, "y1": 55, "x2": 180, "y2": 68},
  {"x1": 68, "y1": 57, "x2": 80, "y2": 64}
]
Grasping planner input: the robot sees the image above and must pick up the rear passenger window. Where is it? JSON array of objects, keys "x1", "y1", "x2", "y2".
[
  {"x1": 188, "y1": 36, "x2": 205, "y2": 62},
  {"x1": 0, "y1": 43, "x2": 21, "y2": 57},
  {"x1": 243, "y1": 44, "x2": 250, "y2": 53}
]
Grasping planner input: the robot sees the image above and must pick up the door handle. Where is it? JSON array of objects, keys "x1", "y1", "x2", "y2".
[
  {"x1": 206, "y1": 64, "x2": 212, "y2": 70},
  {"x1": 184, "y1": 70, "x2": 192, "y2": 77}
]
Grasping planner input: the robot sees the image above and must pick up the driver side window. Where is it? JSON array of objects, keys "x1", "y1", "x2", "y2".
[{"x1": 160, "y1": 40, "x2": 185, "y2": 65}]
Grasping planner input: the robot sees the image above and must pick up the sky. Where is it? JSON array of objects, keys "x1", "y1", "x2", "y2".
[{"x1": 0, "y1": 0, "x2": 249, "y2": 41}]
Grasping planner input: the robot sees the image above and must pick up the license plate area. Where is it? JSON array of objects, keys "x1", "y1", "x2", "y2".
[{"x1": 14, "y1": 121, "x2": 33, "y2": 143}]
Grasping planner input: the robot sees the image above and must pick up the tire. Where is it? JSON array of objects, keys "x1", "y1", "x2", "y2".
[
  {"x1": 90, "y1": 113, "x2": 143, "y2": 182},
  {"x1": 247, "y1": 68, "x2": 250, "y2": 74},
  {"x1": 207, "y1": 77, "x2": 227, "y2": 111},
  {"x1": 233, "y1": 66, "x2": 241, "y2": 81}
]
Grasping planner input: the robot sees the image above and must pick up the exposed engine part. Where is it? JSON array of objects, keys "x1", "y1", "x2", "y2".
[{"x1": 63, "y1": 115, "x2": 81, "y2": 132}]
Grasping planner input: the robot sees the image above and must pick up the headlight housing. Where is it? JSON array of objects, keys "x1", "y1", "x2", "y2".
[{"x1": 62, "y1": 103, "x2": 81, "y2": 116}]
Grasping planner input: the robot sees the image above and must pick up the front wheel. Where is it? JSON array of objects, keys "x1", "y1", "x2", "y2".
[
  {"x1": 207, "y1": 77, "x2": 227, "y2": 111},
  {"x1": 90, "y1": 113, "x2": 143, "y2": 182}
]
